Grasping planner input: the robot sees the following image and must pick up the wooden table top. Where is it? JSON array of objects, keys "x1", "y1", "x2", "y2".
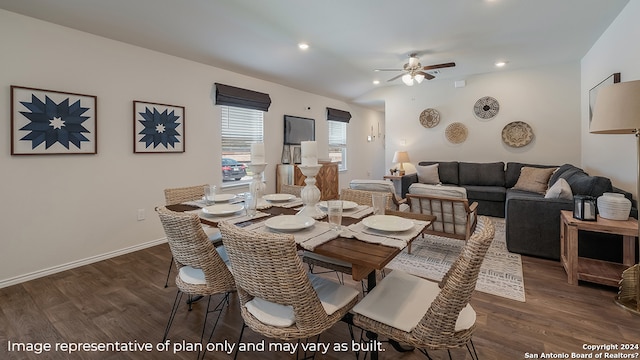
[{"x1": 166, "y1": 203, "x2": 432, "y2": 281}]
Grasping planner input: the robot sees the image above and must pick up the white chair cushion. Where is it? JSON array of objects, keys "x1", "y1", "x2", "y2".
[
  {"x1": 349, "y1": 179, "x2": 396, "y2": 194},
  {"x1": 203, "y1": 226, "x2": 222, "y2": 242},
  {"x1": 409, "y1": 183, "x2": 466, "y2": 198},
  {"x1": 245, "y1": 274, "x2": 359, "y2": 328},
  {"x1": 352, "y1": 270, "x2": 475, "y2": 333},
  {"x1": 178, "y1": 246, "x2": 230, "y2": 285},
  {"x1": 303, "y1": 251, "x2": 352, "y2": 268}
]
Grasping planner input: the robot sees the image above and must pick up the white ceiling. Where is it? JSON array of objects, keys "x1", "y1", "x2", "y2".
[{"x1": 0, "y1": 0, "x2": 630, "y2": 107}]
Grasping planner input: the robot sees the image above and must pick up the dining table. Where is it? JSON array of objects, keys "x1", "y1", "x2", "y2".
[{"x1": 166, "y1": 197, "x2": 435, "y2": 359}]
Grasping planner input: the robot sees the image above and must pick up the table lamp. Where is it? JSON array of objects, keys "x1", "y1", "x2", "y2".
[
  {"x1": 392, "y1": 151, "x2": 410, "y2": 176},
  {"x1": 590, "y1": 79, "x2": 640, "y2": 315}
]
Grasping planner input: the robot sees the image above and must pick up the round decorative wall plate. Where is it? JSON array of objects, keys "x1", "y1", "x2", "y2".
[
  {"x1": 419, "y1": 108, "x2": 440, "y2": 128},
  {"x1": 445, "y1": 122, "x2": 468, "y2": 144},
  {"x1": 474, "y1": 96, "x2": 500, "y2": 120},
  {"x1": 502, "y1": 121, "x2": 534, "y2": 147}
]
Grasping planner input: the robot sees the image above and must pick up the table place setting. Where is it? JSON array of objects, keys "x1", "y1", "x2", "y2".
[
  {"x1": 193, "y1": 203, "x2": 270, "y2": 224},
  {"x1": 339, "y1": 215, "x2": 430, "y2": 249},
  {"x1": 262, "y1": 193, "x2": 304, "y2": 208},
  {"x1": 241, "y1": 214, "x2": 340, "y2": 250}
]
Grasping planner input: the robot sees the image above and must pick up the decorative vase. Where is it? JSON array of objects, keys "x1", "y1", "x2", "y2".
[{"x1": 597, "y1": 192, "x2": 631, "y2": 221}]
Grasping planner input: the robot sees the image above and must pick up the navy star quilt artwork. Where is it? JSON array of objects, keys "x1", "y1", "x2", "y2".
[
  {"x1": 11, "y1": 86, "x2": 97, "y2": 155},
  {"x1": 133, "y1": 101, "x2": 185, "y2": 153}
]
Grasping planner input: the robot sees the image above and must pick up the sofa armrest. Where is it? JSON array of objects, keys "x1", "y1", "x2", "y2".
[
  {"x1": 400, "y1": 173, "x2": 418, "y2": 198},
  {"x1": 505, "y1": 195, "x2": 573, "y2": 260}
]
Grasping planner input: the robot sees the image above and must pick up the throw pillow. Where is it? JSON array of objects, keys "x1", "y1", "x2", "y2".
[
  {"x1": 544, "y1": 178, "x2": 573, "y2": 200},
  {"x1": 416, "y1": 163, "x2": 441, "y2": 184},
  {"x1": 512, "y1": 166, "x2": 558, "y2": 194}
]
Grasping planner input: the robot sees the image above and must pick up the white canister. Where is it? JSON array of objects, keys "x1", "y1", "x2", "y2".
[{"x1": 597, "y1": 192, "x2": 631, "y2": 221}]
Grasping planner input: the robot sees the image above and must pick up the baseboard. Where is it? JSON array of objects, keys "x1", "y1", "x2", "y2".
[{"x1": 0, "y1": 237, "x2": 167, "y2": 289}]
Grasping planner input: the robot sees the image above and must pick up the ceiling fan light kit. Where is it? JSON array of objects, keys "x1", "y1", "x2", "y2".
[{"x1": 379, "y1": 53, "x2": 456, "y2": 86}]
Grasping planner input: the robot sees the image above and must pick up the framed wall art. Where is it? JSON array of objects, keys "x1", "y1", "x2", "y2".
[
  {"x1": 11, "y1": 86, "x2": 97, "y2": 155},
  {"x1": 133, "y1": 101, "x2": 185, "y2": 153},
  {"x1": 589, "y1": 72, "x2": 620, "y2": 127}
]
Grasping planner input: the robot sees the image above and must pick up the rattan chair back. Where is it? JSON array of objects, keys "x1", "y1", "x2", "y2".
[
  {"x1": 340, "y1": 188, "x2": 395, "y2": 211},
  {"x1": 156, "y1": 206, "x2": 234, "y2": 294},
  {"x1": 279, "y1": 184, "x2": 303, "y2": 197},
  {"x1": 218, "y1": 221, "x2": 357, "y2": 340},
  {"x1": 164, "y1": 184, "x2": 208, "y2": 205}
]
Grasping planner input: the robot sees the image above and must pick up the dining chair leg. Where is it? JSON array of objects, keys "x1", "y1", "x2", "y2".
[
  {"x1": 164, "y1": 257, "x2": 174, "y2": 288},
  {"x1": 200, "y1": 293, "x2": 230, "y2": 360},
  {"x1": 233, "y1": 322, "x2": 247, "y2": 360},
  {"x1": 467, "y1": 339, "x2": 479, "y2": 360},
  {"x1": 163, "y1": 290, "x2": 184, "y2": 342}
]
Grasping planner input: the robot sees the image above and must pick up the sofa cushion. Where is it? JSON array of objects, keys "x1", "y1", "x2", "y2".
[
  {"x1": 545, "y1": 178, "x2": 573, "y2": 200},
  {"x1": 463, "y1": 185, "x2": 506, "y2": 202},
  {"x1": 458, "y1": 162, "x2": 505, "y2": 187},
  {"x1": 418, "y1": 161, "x2": 459, "y2": 185},
  {"x1": 512, "y1": 166, "x2": 558, "y2": 195},
  {"x1": 505, "y1": 162, "x2": 558, "y2": 188},
  {"x1": 416, "y1": 163, "x2": 441, "y2": 184},
  {"x1": 550, "y1": 164, "x2": 613, "y2": 197}
]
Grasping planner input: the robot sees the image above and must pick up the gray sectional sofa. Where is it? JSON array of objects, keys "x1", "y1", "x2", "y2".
[{"x1": 400, "y1": 161, "x2": 637, "y2": 261}]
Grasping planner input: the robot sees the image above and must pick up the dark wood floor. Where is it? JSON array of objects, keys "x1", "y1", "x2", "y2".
[{"x1": 1, "y1": 243, "x2": 638, "y2": 360}]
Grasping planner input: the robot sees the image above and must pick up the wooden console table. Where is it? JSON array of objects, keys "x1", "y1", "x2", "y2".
[
  {"x1": 276, "y1": 163, "x2": 339, "y2": 200},
  {"x1": 560, "y1": 210, "x2": 637, "y2": 286}
]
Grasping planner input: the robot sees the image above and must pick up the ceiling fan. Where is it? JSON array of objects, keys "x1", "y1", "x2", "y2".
[{"x1": 376, "y1": 53, "x2": 456, "y2": 86}]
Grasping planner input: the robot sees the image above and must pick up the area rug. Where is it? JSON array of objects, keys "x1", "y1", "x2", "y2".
[{"x1": 386, "y1": 217, "x2": 526, "y2": 302}]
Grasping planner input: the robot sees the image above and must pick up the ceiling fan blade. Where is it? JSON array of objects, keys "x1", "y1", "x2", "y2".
[
  {"x1": 417, "y1": 71, "x2": 436, "y2": 80},
  {"x1": 374, "y1": 68, "x2": 404, "y2": 72},
  {"x1": 422, "y1": 62, "x2": 456, "y2": 70},
  {"x1": 387, "y1": 73, "x2": 405, "y2": 82}
]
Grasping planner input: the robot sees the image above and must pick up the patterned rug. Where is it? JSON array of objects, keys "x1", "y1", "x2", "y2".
[{"x1": 386, "y1": 217, "x2": 526, "y2": 302}]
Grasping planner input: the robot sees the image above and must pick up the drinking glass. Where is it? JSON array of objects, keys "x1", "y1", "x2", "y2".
[
  {"x1": 372, "y1": 193, "x2": 387, "y2": 215},
  {"x1": 204, "y1": 185, "x2": 217, "y2": 206},
  {"x1": 327, "y1": 200, "x2": 343, "y2": 231},
  {"x1": 244, "y1": 192, "x2": 257, "y2": 218}
]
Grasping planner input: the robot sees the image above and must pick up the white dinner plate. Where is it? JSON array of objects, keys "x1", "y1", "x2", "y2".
[
  {"x1": 317, "y1": 200, "x2": 359, "y2": 210},
  {"x1": 263, "y1": 193, "x2": 296, "y2": 202},
  {"x1": 201, "y1": 203, "x2": 244, "y2": 216},
  {"x1": 362, "y1": 215, "x2": 414, "y2": 232},
  {"x1": 265, "y1": 215, "x2": 315, "y2": 231},
  {"x1": 202, "y1": 194, "x2": 237, "y2": 202}
]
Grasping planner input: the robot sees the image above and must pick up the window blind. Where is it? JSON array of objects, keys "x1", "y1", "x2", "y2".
[{"x1": 221, "y1": 106, "x2": 264, "y2": 153}]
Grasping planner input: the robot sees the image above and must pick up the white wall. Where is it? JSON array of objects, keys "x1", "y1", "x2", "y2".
[
  {"x1": 0, "y1": 10, "x2": 378, "y2": 287},
  {"x1": 582, "y1": 0, "x2": 640, "y2": 198},
  {"x1": 358, "y1": 62, "x2": 582, "y2": 174}
]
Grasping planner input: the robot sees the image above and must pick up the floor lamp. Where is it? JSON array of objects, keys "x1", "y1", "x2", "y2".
[{"x1": 590, "y1": 79, "x2": 640, "y2": 315}]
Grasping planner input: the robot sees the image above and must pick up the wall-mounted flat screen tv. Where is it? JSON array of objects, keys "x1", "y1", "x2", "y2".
[{"x1": 284, "y1": 115, "x2": 315, "y2": 145}]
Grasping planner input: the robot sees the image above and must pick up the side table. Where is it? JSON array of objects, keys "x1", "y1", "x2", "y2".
[{"x1": 560, "y1": 210, "x2": 637, "y2": 286}]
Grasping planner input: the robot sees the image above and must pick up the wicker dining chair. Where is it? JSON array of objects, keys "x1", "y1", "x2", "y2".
[
  {"x1": 352, "y1": 216, "x2": 495, "y2": 360},
  {"x1": 279, "y1": 184, "x2": 304, "y2": 197},
  {"x1": 162, "y1": 184, "x2": 215, "y2": 288},
  {"x1": 156, "y1": 206, "x2": 235, "y2": 357},
  {"x1": 218, "y1": 221, "x2": 359, "y2": 358}
]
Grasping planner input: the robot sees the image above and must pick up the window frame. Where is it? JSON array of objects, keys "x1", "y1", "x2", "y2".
[
  {"x1": 220, "y1": 105, "x2": 264, "y2": 188},
  {"x1": 327, "y1": 119, "x2": 347, "y2": 171}
]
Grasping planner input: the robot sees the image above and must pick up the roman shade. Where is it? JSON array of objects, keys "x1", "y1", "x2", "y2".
[
  {"x1": 214, "y1": 83, "x2": 271, "y2": 112},
  {"x1": 326, "y1": 107, "x2": 352, "y2": 123}
]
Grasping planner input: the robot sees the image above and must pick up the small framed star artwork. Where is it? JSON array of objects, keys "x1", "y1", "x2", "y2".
[
  {"x1": 11, "y1": 86, "x2": 98, "y2": 155},
  {"x1": 133, "y1": 100, "x2": 185, "y2": 153}
]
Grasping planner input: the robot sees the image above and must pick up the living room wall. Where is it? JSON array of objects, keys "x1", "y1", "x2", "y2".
[
  {"x1": 582, "y1": 0, "x2": 640, "y2": 199},
  {"x1": 358, "y1": 62, "x2": 582, "y2": 173},
  {"x1": 0, "y1": 9, "x2": 383, "y2": 287}
]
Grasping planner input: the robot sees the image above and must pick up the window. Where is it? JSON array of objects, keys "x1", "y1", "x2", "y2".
[
  {"x1": 328, "y1": 120, "x2": 347, "y2": 171},
  {"x1": 221, "y1": 105, "x2": 263, "y2": 186}
]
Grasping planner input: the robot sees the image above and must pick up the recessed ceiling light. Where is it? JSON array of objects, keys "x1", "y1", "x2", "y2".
[
  {"x1": 495, "y1": 61, "x2": 507, "y2": 67},
  {"x1": 298, "y1": 43, "x2": 309, "y2": 50},
  {"x1": 373, "y1": 80, "x2": 380, "y2": 85}
]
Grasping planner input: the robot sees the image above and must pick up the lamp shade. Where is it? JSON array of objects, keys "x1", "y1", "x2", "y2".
[
  {"x1": 590, "y1": 80, "x2": 640, "y2": 134},
  {"x1": 392, "y1": 151, "x2": 410, "y2": 164}
]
